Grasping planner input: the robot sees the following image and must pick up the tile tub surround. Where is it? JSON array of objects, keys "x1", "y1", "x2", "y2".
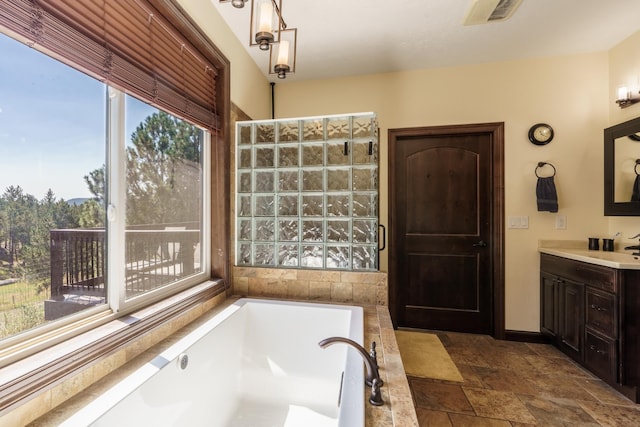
[
  {"x1": 232, "y1": 266, "x2": 388, "y2": 306},
  {"x1": 27, "y1": 297, "x2": 418, "y2": 427}
]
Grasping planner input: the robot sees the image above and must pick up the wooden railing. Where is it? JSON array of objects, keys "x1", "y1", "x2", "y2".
[
  {"x1": 50, "y1": 229, "x2": 105, "y2": 299},
  {"x1": 49, "y1": 224, "x2": 200, "y2": 300}
]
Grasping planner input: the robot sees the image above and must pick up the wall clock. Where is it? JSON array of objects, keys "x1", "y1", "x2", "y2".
[{"x1": 528, "y1": 123, "x2": 554, "y2": 145}]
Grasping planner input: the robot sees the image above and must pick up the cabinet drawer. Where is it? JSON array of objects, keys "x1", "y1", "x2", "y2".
[
  {"x1": 585, "y1": 331, "x2": 617, "y2": 383},
  {"x1": 541, "y1": 254, "x2": 618, "y2": 292},
  {"x1": 585, "y1": 288, "x2": 617, "y2": 338}
]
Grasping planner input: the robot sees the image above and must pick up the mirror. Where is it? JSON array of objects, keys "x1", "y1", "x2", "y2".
[{"x1": 604, "y1": 116, "x2": 640, "y2": 215}]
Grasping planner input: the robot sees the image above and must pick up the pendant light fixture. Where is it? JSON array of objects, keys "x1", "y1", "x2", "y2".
[
  {"x1": 250, "y1": 0, "x2": 282, "y2": 50},
  {"x1": 270, "y1": 27, "x2": 296, "y2": 79},
  {"x1": 220, "y1": 0, "x2": 297, "y2": 78},
  {"x1": 219, "y1": 0, "x2": 247, "y2": 8}
]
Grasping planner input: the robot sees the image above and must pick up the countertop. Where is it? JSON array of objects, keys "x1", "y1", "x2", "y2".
[{"x1": 538, "y1": 239, "x2": 640, "y2": 270}]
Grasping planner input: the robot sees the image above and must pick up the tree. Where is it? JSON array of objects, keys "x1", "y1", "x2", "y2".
[
  {"x1": 1, "y1": 186, "x2": 36, "y2": 266},
  {"x1": 85, "y1": 111, "x2": 202, "y2": 226},
  {"x1": 84, "y1": 166, "x2": 105, "y2": 204},
  {"x1": 77, "y1": 199, "x2": 105, "y2": 228}
]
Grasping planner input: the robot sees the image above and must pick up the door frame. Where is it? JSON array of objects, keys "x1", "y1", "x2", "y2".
[{"x1": 388, "y1": 122, "x2": 505, "y2": 339}]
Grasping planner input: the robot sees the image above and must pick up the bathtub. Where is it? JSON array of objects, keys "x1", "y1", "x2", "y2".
[{"x1": 60, "y1": 298, "x2": 365, "y2": 426}]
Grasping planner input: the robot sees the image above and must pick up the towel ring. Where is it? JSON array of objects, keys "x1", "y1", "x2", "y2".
[
  {"x1": 635, "y1": 159, "x2": 640, "y2": 176},
  {"x1": 535, "y1": 162, "x2": 556, "y2": 178}
]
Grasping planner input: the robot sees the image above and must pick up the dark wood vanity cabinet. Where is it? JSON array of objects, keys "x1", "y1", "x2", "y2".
[{"x1": 540, "y1": 253, "x2": 640, "y2": 402}]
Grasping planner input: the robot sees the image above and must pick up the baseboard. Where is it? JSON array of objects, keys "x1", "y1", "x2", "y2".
[{"x1": 504, "y1": 330, "x2": 550, "y2": 343}]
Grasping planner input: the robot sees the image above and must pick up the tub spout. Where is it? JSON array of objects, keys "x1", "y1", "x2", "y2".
[{"x1": 318, "y1": 336, "x2": 384, "y2": 406}]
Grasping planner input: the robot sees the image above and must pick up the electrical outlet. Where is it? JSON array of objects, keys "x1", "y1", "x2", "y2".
[{"x1": 555, "y1": 215, "x2": 567, "y2": 230}]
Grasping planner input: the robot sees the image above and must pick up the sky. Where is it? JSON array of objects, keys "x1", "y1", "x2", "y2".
[{"x1": 0, "y1": 32, "x2": 155, "y2": 201}]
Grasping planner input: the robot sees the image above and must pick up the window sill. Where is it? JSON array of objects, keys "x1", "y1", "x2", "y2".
[{"x1": 0, "y1": 279, "x2": 226, "y2": 424}]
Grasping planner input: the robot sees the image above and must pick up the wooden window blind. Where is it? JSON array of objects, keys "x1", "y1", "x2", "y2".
[{"x1": 0, "y1": 0, "x2": 220, "y2": 132}]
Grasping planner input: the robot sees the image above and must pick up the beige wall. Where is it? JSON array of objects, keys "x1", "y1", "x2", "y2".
[
  {"x1": 608, "y1": 31, "x2": 640, "y2": 243},
  {"x1": 176, "y1": 0, "x2": 637, "y2": 333},
  {"x1": 273, "y1": 54, "x2": 610, "y2": 332}
]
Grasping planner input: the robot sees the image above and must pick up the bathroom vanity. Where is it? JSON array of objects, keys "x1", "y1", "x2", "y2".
[{"x1": 539, "y1": 247, "x2": 640, "y2": 402}]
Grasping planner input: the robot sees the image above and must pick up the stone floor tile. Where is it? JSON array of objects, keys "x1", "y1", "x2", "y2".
[
  {"x1": 462, "y1": 387, "x2": 537, "y2": 424},
  {"x1": 472, "y1": 366, "x2": 538, "y2": 395},
  {"x1": 575, "y1": 378, "x2": 638, "y2": 406},
  {"x1": 523, "y1": 354, "x2": 595, "y2": 378},
  {"x1": 523, "y1": 373, "x2": 597, "y2": 401},
  {"x1": 455, "y1": 364, "x2": 485, "y2": 389},
  {"x1": 448, "y1": 413, "x2": 512, "y2": 426},
  {"x1": 524, "y1": 342, "x2": 566, "y2": 358},
  {"x1": 409, "y1": 331, "x2": 640, "y2": 427},
  {"x1": 409, "y1": 378, "x2": 475, "y2": 414},
  {"x1": 578, "y1": 400, "x2": 640, "y2": 427},
  {"x1": 415, "y1": 408, "x2": 453, "y2": 426},
  {"x1": 518, "y1": 395, "x2": 600, "y2": 426}
]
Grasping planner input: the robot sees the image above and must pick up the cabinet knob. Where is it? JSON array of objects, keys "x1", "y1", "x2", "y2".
[
  {"x1": 589, "y1": 344, "x2": 607, "y2": 355},
  {"x1": 590, "y1": 304, "x2": 607, "y2": 312}
]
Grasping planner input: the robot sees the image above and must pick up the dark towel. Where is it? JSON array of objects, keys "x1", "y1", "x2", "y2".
[
  {"x1": 536, "y1": 176, "x2": 558, "y2": 212},
  {"x1": 632, "y1": 175, "x2": 640, "y2": 202}
]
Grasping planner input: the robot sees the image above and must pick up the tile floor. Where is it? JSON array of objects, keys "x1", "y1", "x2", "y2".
[{"x1": 408, "y1": 331, "x2": 640, "y2": 426}]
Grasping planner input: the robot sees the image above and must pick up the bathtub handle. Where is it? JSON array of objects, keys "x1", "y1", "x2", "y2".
[{"x1": 369, "y1": 378, "x2": 383, "y2": 407}]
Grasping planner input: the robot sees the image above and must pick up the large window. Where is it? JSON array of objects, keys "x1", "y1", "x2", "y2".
[
  {"x1": 0, "y1": 31, "x2": 210, "y2": 340},
  {"x1": 0, "y1": 33, "x2": 107, "y2": 337}
]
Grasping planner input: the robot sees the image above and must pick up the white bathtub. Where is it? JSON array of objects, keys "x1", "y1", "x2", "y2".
[{"x1": 60, "y1": 298, "x2": 365, "y2": 427}]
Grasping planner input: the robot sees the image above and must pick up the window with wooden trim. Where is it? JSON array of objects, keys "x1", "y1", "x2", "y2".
[{"x1": 0, "y1": 0, "x2": 228, "y2": 349}]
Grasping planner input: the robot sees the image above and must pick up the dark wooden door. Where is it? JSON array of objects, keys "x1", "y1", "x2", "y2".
[{"x1": 388, "y1": 123, "x2": 504, "y2": 336}]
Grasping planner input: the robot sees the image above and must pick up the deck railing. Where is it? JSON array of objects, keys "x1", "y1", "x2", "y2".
[{"x1": 49, "y1": 224, "x2": 200, "y2": 300}]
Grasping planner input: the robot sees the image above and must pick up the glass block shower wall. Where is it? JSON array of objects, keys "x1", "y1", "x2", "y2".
[{"x1": 236, "y1": 113, "x2": 379, "y2": 270}]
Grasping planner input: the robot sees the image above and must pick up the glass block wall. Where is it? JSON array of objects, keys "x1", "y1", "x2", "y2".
[{"x1": 236, "y1": 112, "x2": 379, "y2": 270}]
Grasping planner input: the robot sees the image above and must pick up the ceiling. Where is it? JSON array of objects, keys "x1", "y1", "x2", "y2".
[{"x1": 210, "y1": 0, "x2": 640, "y2": 83}]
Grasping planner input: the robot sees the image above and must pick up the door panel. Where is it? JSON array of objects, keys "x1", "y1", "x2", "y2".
[
  {"x1": 389, "y1": 124, "x2": 504, "y2": 336},
  {"x1": 407, "y1": 253, "x2": 478, "y2": 311},
  {"x1": 406, "y1": 147, "x2": 479, "y2": 234}
]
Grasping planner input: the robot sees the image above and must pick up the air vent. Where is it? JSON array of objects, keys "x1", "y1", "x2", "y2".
[{"x1": 463, "y1": 0, "x2": 523, "y2": 26}]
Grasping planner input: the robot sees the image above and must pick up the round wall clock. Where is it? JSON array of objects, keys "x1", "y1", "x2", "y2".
[{"x1": 528, "y1": 123, "x2": 554, "y2": 145}]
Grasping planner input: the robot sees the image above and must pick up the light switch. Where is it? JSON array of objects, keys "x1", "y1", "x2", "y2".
[
  {"x1": 555, "y1": 215, "x2": 567, "y2": 230},
  {"x1": 508, "y1": 215, "x2": 529, "y2": 229}
]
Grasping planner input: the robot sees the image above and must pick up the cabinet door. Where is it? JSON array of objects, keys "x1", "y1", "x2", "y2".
[
  {"x1": 559, "y1": 279, "x2": 584, "y2": 361},
  {"x1": 585, "y1": 331, "x2": 617, "y2": 383},
  {"x1": 540, "y1": 272, "x2": 558, "y2": 337}
]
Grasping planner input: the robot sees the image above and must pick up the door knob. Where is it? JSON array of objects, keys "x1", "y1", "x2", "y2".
[{"x1": 472, "y1": 241, "x2": 488, "y2": 247}]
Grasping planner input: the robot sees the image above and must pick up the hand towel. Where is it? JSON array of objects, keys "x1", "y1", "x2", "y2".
[
  {"x1": 536, "y1": 176, "x2": 558, "y2": 212},
  {"x1": 632, "y1": 175, "x2": 640, "y2": 202}
]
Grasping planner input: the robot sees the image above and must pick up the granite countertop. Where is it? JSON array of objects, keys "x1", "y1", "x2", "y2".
[{"x1": 538, "y1": 239, "x2": 640, "y2": 270}]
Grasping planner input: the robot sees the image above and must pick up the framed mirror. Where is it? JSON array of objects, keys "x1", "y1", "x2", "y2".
[{"x1": 604, "y1": 116, "x2": 640, "y2": 215}]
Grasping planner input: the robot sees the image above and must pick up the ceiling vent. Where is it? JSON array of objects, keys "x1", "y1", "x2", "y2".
[{"x1": 463, "y1": 0, "x2": 523, "y2": 26}]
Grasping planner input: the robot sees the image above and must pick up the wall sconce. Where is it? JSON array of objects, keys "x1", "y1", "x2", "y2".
[
  {"x1": 616, "y1": 85, "x2": 640, "y2": 108},
  {"x1": 219, "y1": 0, "x2": 247, "y2": 8},
  {"x1": 250, "y1": 0, "x2": 282, "y2": 51},
  {"x1": 269, "y1": 27, "x2": 296, "y2": 79}
]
